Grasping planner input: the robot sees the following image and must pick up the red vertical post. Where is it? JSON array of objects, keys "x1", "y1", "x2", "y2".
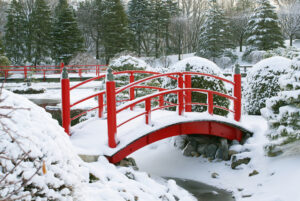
[
  {"x1": 234, "y1": 65, "x2": 241, "y2": 122},
  {"x1": 106, "y1": 68, "x2": 117, "y2": 148},
  {"x1": 79, "y1": 69, "x2": 82, "y2": 80},
  {"x1": 4, "y1": 70, "x2": 8, "y2": 80},
  {"x1": 145, "y1": 98, "x2": 151, "y2": 125},
  {"x1": 98, "y1": 93, "x2": 104, "y2": 118},
  {"x1": 24, "y1": 66, "x2": 27, "y2": 79},
  {"x1": 159, "y1": 89, "x2": 164, "y2": 108},
  {"x1": 61, "y1": 68, "x2": 71, "y2": 135},
  {"x1": 60, "y1": 62, "x2": 64, "y2": 73},
  {"x1": 208, "y1": 92, "x2": 214, "y2": 115},
  {"x1": 184, "y1": 74, "x2": 192, "y2": 112},
  {"x1": 178, "y1": 74, "x2": 184, "y2": 116},
  {"x1": 129, "y1": 73, "x2": 135, "y2": 110}
]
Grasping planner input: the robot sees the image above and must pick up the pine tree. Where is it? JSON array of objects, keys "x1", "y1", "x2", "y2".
[
  {"x1": 4, "y1": 0, "x2": 26, "y2": 64},
  {"x1": 102, "y1": 0, "x2": 130, "y2": 64},
  {"x1": 128, "y1": 0, "x2": 151, "y2": 57},
  {"x1": 261, "y1": 58, "x2": 300, "y2": 156},
  {"x1": 52, "y1": 0, "x2": 84, "y2": 64},
  {"x1": 246, "y1": 0, "x2": 284, "y2": 51},
  {"x1": 196, "y1": 1, "x2": 232, "y2": 61},
  {"x1": 31, "y1": 0, "x2": 52, "y2": 65}
]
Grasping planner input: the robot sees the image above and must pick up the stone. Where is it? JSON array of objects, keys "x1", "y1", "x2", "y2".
[
  {"x1": 215, "y1": 139, "x2": 229, "y2": 160},
  {"x1": 228, "y1": 150, "x2": 239, "y2": 158},
  {"x1": 118, "y1": 157, "x2": 138, "y2": 170},
  {"x1": 231, "y1": 156, "x2": 251, "y2": 169},
  {"x1": 249, "y1": 170, "x2": 259, "y2": 177},
  {"x1": 191, "y1": 151, "x2": 200, "y2": 157},
  {"x1": 211, "y1": 172, "x2": 219, "y2": 178},
  {"x1": 183, "y1": 141, "x2": 197, "y2": 157},
  {"x1": 231, "y1": 140, "x2": 240, "y2": 145},
  {"x1": 79, "y1": 154, "x2": 99, "y2": 163},
  {"x1": 241, "y1": 133, "x2": 251, "y2": 144},
  {"x1": 197, "y1": 144, "x2": 207, "y2": 155},
  {"x1": 192, "y1": 136, "x2": 212, "y2": 144},
  {"x1": 205, "y1": 144, "x2": 218, "y2": 159}
]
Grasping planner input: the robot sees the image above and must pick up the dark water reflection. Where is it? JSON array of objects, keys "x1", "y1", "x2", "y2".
[{"x1": 166, "y1": 177, "x2": 235, "y2": 201}]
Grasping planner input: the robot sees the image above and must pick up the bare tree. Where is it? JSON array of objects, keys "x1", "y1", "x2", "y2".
[
  {"x1": 170, "y1": 16, "x2": 188, "y2": 60},
  {"x1": 278, "y1": 1, "x2": 300, "y2": 46}
]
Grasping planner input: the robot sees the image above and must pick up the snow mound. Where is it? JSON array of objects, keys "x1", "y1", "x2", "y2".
[
  {"x1": 169, "y1": 56, "x2": 222, "y2": 75},
  {"x1": 0, "y1": 89, "x2": 87, "y2": 200},
  {"x1": 248, "y1": 56, "x2": 291, "y2": 76},
  {"x1": 244, "y1": 56, "x2": 292, "y2": 115},
  {"x1": 0, "y1": 89, "x2": 196, "y2": 201},
  {"x1": 110, "y1": 55, "x2": 150, "y2": 69}
]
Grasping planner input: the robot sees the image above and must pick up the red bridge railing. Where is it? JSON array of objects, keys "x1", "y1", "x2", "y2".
[
  {"x1": 0, "y1": 62, "x2": 107, "y2": 80},
  {"x1": 60, "y1": 67, "x2": 241, "y2": 148}
]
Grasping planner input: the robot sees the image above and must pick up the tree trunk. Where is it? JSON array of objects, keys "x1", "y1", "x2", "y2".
[{"x1": 290, "y1": 35, "x2": 293, "y2": 47}]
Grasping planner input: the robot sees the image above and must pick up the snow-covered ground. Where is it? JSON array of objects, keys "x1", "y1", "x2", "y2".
[{"x1": 131, "y1": 116, "x2": 300, "y2": 201}]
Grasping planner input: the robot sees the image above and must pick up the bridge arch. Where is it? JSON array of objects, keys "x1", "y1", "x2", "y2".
[{"x1": 106, "y1": 120, "x2": 251, "y2": 164}]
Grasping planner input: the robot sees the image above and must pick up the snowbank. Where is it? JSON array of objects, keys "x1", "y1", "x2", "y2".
[{"x1": 0, "y1": 89, "x2": 196, "y2": 201}]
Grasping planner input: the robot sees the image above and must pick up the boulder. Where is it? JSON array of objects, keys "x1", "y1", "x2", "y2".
[
  {"x1": 231, "y1": 156, "x2": 251, "y2": 169},
  {"x1": 205, "y1": 144, "x2": 218, "y2": 159}
]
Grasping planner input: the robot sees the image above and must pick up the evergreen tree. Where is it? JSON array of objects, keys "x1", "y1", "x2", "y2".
[
  {"x1": 31, "y1": 0, "x2": 52, "y2": 65},
  {"x1": 196, "y1": 1, "x2": 232, "y2": 61},
  {"x1": 128, "y1": 0, "x2": 151, "y2": 57},
  {"x1": 4, "y1": 0, "x2": 26, "y2": 64},
  {"x1": 246, "y1": 0, "x2": 284, "y2": 51},
  {"x1": 52, "y1": 0, "x2": 84, "y2": 64},
  {"x1": 102, "y1": 0, "x2": 130, "y2": 64}
]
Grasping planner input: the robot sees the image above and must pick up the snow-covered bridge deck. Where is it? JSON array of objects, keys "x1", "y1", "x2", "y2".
[{"x1": 70, "y1": 109, "x2": 253, "y2": 162}]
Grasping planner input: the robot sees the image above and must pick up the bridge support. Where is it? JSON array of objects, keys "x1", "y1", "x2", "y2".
[{"x1": 61, "y1": 67, "x2": 71, "y2": 135}]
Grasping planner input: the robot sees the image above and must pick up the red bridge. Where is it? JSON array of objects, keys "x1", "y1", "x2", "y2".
[{"x1": 61, "y1": 66, "x2": 251, "y2": 163}]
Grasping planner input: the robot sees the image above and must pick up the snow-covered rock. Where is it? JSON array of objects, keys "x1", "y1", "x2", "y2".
[{"x1": 244, "y1": 56, "x2": 292, "y2": 115}]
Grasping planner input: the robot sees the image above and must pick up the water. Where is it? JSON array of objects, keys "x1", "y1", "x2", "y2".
[{"x1": 166, "y1": 177, "x2": 235, "y2": 201}]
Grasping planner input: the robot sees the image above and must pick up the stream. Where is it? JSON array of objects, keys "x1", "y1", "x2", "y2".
[{"x1": 166, "y1": 177, "x2": 234, "y2": 201}]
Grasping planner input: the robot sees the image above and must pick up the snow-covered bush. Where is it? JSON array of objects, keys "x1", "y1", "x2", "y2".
[
  {"x1": 215, "y1": 49, "x2": 238, "y2": 68},
  {"x1": 0, "y1": 89, "x2": 87, "y2": 200},
  {"x1": 69, "y1": 52, "x2": 98, "y2": 65},
  {"x1": 0, "y1": 56, "x2": 11, "y2": 77},
  {"x1": 244, "y1": 56, "x2": 292, "y2": 115},
  {"x1": 163, "y1": 57, "x2": 230, "y2": 116},
  {"x1": 264, "y1": 47, "x2": 300, "y2": 60},
  {"x1": 110, "y1": 55, "x2": 150, "y2": 71},
  {"x1": 261, "y1": 58, "x2": 300, "y2": 156}
]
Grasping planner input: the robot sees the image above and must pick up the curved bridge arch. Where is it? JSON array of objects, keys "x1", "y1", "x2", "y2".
[{"x1": 106, "y1": 120, "x2": 252, "y2": 164}]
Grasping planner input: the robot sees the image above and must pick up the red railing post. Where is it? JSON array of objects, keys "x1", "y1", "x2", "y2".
[
  {"x1": 98, "y1": 93, "x2": 104, "y2": 118},
  {"x1": 184, "y1": 74, "x2": 192, "y2": 112},
  {"x1": 60, "y1": 62, "x2": 64, "y2": 73},
  {"x1": 129, "y1": 73, "x2": 135, "y2": 110},
  {"x1": 208, "y1": 92, "x2": 214, "y2": 115},
  {"x1": 159, "y1": 89, "x2": 164, "y2": 108},
  {"x1": 4, "y1": 69, "x2": 8, "y2": 80},
  {"x1": 61, "y1": 67, "x2": 71, "y2": 135},
  {"x1": 178, "y1": 74, "x2": 184, "y2": 116},
  {"x1": 234, "y1": 65, "x2": 241, "y2": 122},
  {"x1": 79, "y1": 69, "x2": 82, "y2": 80},
  {"x1": 106, "y1": 68, "x2": 117, "y2": 148},
  {"x1": 145, "y1": 98, "x2": 151, "y2": 125},
  {"x1": 24, "y1": 66, "x2": 27, "y2": 79}
]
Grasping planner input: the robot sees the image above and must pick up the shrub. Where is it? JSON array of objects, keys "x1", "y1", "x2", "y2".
[
  {"x1": 244, "y1": 56, "x2": 292, "y2": 115},
  {"x1": 163, "y1": 56, "x2": 230, "y2": 116},
  {"x1": 261, "y1": 58, "x2": 300, "y2": 156}
]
